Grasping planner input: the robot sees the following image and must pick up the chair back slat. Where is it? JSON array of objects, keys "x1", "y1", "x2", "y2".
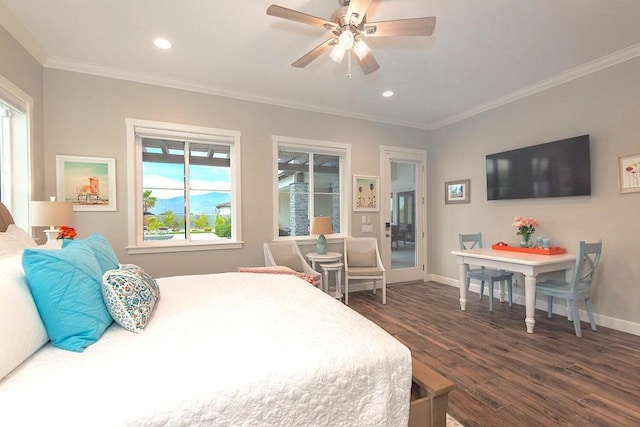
[
  {"x1": 459, "y1": 233, "x2": 482, "y2": 250},
  {"x1": 459, "y1": 233, "x2": 484, "y2": 271},
  {"x1": 570, "y1": 241, "x2": 602, "y2": 291}
]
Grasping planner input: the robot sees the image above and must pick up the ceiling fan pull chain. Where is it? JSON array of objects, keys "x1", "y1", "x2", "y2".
[{"x1": 347, "y1": 52, "x2": 352, "y2": 80}]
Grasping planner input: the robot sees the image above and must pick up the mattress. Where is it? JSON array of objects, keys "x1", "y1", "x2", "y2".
[{"x1": 0, "y1": 272, "x2": 411, "y2": 426}]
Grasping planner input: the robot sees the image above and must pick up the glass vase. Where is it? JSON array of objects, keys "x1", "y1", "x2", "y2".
[{"x1": 519, "y1": 234, "x2": 533, "y2": 248}]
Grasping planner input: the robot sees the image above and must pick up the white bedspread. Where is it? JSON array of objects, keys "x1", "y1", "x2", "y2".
[{"x1": 0, "y1": 272, "x2": 411, "y2": 426}]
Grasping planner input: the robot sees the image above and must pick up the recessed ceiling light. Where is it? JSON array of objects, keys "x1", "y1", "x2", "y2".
[
  {"x1": 154, "y1": 37, "x2": 172, "y2": 50},
  {"x1": 382, "y1": 90, "x2": 394, "y2": 98}
]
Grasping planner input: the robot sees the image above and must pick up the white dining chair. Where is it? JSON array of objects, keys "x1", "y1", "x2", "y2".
[
  {"x1": 344, "y1": 237, "x2": 386, "y2": 305},
  {"x1": 263, "y1": 241, "x2": 322, "y2": 288}
]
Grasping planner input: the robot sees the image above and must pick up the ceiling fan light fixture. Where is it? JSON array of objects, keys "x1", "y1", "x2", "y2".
[
  {"x1": 353, "y1": 39, "x2": 371, "y2": 60},
  {"x1": 338, "y1": 30, "x2": 355, "y2": 49},
  {"x1": 329, "y1": 45, "x2": 347, "y2": 63},
  {"x1": 153, "y1": 37, "x2": 172, "y2": 50}
]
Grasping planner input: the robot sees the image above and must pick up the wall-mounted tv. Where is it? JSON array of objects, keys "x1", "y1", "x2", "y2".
[{"x1": 486, "y1": 135, "x2": 591, "y2": 200}]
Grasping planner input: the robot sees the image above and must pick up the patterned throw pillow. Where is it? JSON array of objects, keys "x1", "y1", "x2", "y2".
[
  {"x1": 101, "y1": 265, "x2": 159, "y2": 333},
  {"x1": 118, "y1": 263, "x2": 160, "y2": 299}
]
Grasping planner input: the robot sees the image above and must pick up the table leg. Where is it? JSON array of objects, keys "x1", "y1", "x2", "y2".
[
  {"x1": 524, "y1": 274, "x2": 537, "y2": 333},
  {"x1": 323, "y1": 270, "x2": 329, "y2": 294},
  {"x1": 457, "y1": 262, "x2": 467, "y2": 311},
  {"x1": 499, "y1": 280, "x2": 506, "y2": 303}
]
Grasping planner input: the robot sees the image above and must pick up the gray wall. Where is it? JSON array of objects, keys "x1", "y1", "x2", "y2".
[
  {"x1": 42, "y1": 69, "x2": 428, "y2": 278},
  {"x1": 3, "y1": 18, "x2": 637, "y2": 331},
  {"x1": 429, "y1": 56, "x2": 640, "y2": 327}
]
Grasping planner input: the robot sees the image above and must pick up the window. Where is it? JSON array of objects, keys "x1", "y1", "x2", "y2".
[
  {"x1": 273, "y1": 136, "x2": 350, "y2": 239},
  {"x1": 0, "y1": 74, "x2": 32, "y2": 231},
  {"x1": 126, "y1": 119, "x2": 242, "y2": 253}
]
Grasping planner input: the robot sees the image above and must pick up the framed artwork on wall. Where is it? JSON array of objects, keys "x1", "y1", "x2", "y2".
[
  {"x1": 353, "y1": 175, "x2": 379, "y2": 212},
  {"x1": 445, "y1": 179, "x2": 470, "y2": 204},
  {"x1": 618, "y1": 154, "x2": 640, "y2": 194},
  {"x1": 56, "y1": 155, "x2": 117, "y2": 211}
]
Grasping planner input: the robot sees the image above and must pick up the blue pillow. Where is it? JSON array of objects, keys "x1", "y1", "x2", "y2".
[
  {"x1": 63, "y1": 232, "x2": 118, "y2": 274},
  {"x1": 22, "y1": 241, "x2": 113, "y2": 352}
]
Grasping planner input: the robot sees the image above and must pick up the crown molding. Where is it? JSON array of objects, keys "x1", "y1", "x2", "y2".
[
  {"x1": 44, "y1": 56, "x2": 430, "y2": 131},
  {"x1": 0, "y1": 2, "x2": 47, "y2": 64},
  {"x1": 430, "y1": 42, "x2": 640, "y2": 130},
  {"x1": 30, "y1": 40, "x2": 640, "y2": 132}
]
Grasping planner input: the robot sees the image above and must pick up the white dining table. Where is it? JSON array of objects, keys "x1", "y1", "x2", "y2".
[{"x1": 451, "y1": 247, "x2": 577, "y2": 333}]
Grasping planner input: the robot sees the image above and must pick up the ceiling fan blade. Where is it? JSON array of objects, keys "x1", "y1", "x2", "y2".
[
  {"x1": 354, "y1": 51, "x2": 380, "y2": 75},
  {"x1": 267, "y1": 5, "x2": 338, "y2": 30},
  {"x1": 362, "y1": 17, "x2": 436, "y2": 37},
  {"x1": 346, "y1": 0, "x2": 373, "y2": 26},
  {"x1": 292, "y1": 38, "x2": 337, "y2": 68}
]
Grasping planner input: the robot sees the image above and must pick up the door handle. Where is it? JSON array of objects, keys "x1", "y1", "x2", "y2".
[{"x1": 385, "y1": 233, "x2": 390, "y2": 238}]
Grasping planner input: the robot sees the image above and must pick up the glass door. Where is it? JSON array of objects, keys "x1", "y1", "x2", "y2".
[{"x1": 379, "y1": 147, "x2": 426, "y2": 283}]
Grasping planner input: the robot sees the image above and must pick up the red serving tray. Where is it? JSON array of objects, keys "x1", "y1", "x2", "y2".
[{"x1": 491, "y1": 244, "x2": 566, "y2": 255}]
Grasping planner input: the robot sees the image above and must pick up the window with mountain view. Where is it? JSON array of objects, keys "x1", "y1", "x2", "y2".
[{"x1": 126, "y1": 119, "x2": 241, "y2": 252}]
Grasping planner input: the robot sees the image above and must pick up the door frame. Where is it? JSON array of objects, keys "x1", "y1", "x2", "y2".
[{"x1": 379, "y1": 145, "x2": 427, "y2": 283}]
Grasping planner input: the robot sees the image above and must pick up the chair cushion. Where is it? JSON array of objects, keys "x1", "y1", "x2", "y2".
[
  {"x1": 347, "y1": 266, "x2": 383, "y2": 276},
  {"x1": 348, "y1": 250, "x2": 377, "y2": 267}
]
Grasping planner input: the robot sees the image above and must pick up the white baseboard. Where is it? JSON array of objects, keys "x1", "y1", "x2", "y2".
[{"x1": 424, "y1": 274, "x2": 640, "y2": 337}]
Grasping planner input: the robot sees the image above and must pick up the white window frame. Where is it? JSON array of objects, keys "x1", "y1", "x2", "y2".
[
  {"x1": 0, "y1": 73, "x2": 32, "y2": 231},
  {"x1": 272, "y1": 135, "x2": 351, "y2": 241},
  {"x1": 126, "y1": 118, "x2": 242, "y2": 254}
]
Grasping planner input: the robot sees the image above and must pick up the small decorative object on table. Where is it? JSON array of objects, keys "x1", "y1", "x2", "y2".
[
  {"x1": 512, "y1": 216, "x2": 539, "y2": 248},
  {"x1": 57, "y1": 226, "x2": 76, "y2": 240}
]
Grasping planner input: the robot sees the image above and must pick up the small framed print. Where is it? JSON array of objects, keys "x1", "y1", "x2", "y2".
[
  {"x1": 445, "y1": 179, "x2": 470, "y2": 204},
  {"x1": 618, "y1": 154, "x2": 640, "y2": 194},
  {"x1": 56, "y1": 155, "x2": 117, "y2": 211},
  {"x1": 353, "y1": 175, "x2": 379, "y2": 212}
]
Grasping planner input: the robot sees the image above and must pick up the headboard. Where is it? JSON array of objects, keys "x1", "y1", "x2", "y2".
[{"x1": 0, "y1": 202, "x2": 15, "y2": 232}]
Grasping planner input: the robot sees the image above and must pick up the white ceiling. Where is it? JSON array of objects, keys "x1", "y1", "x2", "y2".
[{"x1": 2, "y1": 0, "x2": 640, "y2": 129}]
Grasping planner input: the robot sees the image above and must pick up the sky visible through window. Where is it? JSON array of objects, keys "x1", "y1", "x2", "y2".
[
  {"x1": 143, "y1": 162, "x2": 230, "y2": 198},
  {"x1": 143, "y1": 161, "x2": 231, "y2": 218}
]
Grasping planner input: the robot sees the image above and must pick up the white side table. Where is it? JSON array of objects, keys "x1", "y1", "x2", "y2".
[
  {"x1": 321, "y1": 262, "x2": 344, "y2": 301},
  {"x1": 305, "y1": 252, "x2": 342, "y2": 294}
]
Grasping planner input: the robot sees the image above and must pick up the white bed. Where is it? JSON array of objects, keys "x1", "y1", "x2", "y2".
[
  {"x1": 1, "y1": 272, "x2": 412, "y2": 426},
  {"x1": 0, "y1": 201, "x2": 412, "y2": 426}
]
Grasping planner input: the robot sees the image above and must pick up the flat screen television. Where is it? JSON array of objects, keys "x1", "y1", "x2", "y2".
[{"x1": 486, "y1": 135, "x2": 591, "y2": 200}]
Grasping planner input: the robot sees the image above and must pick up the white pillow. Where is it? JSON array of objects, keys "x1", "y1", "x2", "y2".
[
  {"x1": 0, "y1": 224, "x2": 38, "y2": 257},
  {"x1": 0, "y1": 254, "x2": 49, "y2": 381}
]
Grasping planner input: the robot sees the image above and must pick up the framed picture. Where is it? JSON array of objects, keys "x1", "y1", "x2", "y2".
[
  {"x1": 353, "y1": 175, "x2": 379, "y2": 211},
  {"x1": 618, "y1": 154, "x2": 640, "y2": 194},
  {"x1": 445, "y1": 179, "x2": 470, "y2": 204},
  {"x1": 56, "y1": 155, "x2": 117, "y2": 211}
]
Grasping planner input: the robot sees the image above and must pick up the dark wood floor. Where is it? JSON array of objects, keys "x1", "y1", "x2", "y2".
[{"x1": 348, "y1": 281, "x2": 640, "y2": 427}]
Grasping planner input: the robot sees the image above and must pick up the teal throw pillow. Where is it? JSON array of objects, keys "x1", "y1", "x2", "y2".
[
  {"x1": 22, "y1": 241, "x2": 113, "y2": 352},
  {"x1": 63, "y1": 232, "x2": 119, "y2": 274}
]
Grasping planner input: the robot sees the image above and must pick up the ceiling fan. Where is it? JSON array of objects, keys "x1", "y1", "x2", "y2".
[{"x1": 266, "y1": 0, "x2": 436, "y2": 75}]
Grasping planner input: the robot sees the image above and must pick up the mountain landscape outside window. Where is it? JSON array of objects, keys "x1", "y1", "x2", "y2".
[{"x1": 142, "y1": 139, "x2": 231, "y2": 242}]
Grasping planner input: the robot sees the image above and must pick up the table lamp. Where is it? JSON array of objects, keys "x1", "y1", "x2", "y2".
[
  {"x1": 31, "y1": 199, "x2": 74, "y2": 245},
  {"x1": 311, "y1": 216, "x2": 332, "y2": 255}
]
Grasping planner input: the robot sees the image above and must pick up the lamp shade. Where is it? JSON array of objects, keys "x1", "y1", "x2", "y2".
[
  {"x1": 31, "y1": 201, "x2": 74, "y2": 228},
  {"x1": 311, "y1": 216, "x2": 332, "y2": 236}
]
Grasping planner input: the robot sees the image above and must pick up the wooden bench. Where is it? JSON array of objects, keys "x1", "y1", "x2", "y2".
[{"x1": 409, "y1": 358, "x2": 455, "y2": 427}]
